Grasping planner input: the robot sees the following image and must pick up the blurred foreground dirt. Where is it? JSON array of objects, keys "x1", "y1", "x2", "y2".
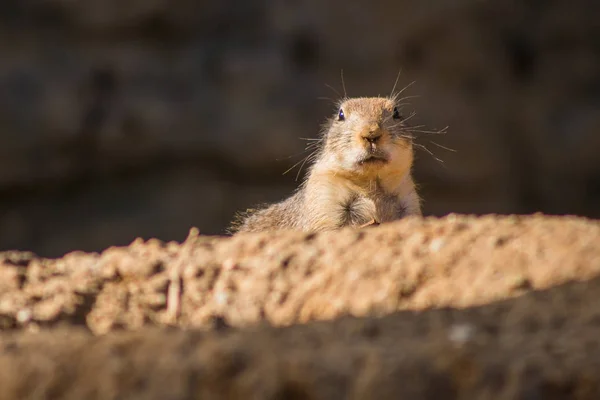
[{"x1": 1, "y1": 214, "x2": 600, "y2": 399}]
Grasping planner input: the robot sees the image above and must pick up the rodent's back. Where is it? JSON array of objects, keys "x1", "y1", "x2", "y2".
[{"x1": 230, "y1": 191, "x2": 305, "y2": 233}]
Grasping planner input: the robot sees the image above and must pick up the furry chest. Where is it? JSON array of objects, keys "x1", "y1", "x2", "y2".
[{"x1": 340, "y1": 193, "x2": 401, "y2": 226}]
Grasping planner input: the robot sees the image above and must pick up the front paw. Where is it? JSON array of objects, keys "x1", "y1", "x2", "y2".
[{"x1": 359, "y1": 219, "x2": 380, "y2": 228}]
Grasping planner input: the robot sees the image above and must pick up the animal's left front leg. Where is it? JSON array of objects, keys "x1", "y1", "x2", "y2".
[{"x1": 359, "y1": 219, "x2": 380, "y2": 228}]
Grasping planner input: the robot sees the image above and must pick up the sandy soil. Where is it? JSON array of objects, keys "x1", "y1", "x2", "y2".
[{"x1": 0, "y1": 214, "x2": 599, "y2": 398}]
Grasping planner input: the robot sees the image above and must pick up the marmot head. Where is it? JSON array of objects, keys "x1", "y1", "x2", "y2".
[{"x1": 318, "y1": 97, "x2": 414, "y2": 180}]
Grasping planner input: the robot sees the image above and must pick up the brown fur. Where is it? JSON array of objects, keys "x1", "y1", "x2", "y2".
[{"x1": 229, "y1": 97, "x2": 422, "y2": 234}]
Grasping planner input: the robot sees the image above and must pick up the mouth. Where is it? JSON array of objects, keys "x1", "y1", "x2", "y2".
[{"x1": 357, "y1": 154, "x2": 388, "y2": 166}]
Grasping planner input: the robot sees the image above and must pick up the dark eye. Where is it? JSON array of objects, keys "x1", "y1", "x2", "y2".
[
  {"x1": 338, "y1": 108, "x2": 345, "y2": 121},
  {"x1": 392, "y1": 107, "x2": 403, "y2": 120}
]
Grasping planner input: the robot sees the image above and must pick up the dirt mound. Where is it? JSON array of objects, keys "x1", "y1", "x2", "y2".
[{"x1": 0, "y1": 214, "x2": 599, "y2": 398}]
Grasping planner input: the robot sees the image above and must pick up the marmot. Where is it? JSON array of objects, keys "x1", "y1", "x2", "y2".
[{"x1": 230, "y1": 96, "x2": 422, "y2": 233}]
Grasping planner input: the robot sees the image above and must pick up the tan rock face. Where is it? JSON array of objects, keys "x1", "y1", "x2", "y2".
[
  {"x1": 1, "y1": 0, "x2": 600, "y2": 257},
  {"x1": 0, "y1": 215, "x2": 599, "y2": 398}
]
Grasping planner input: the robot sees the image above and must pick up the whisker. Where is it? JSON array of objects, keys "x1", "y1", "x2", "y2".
[
  {"x1": 281, "y1": 143, "x2": 321, "y2": 180},
  {"x1": 304, "y1": 140, "x2": 322, "y2": 147},
  {"x1": 276, "y1": 138, "x2": 322, "y2": 162},
  {"x1": 404, "y1": 124, "x2": 425, "y2": 129},
  {"x1": 413, "y1": 143, "x2": 447, "y2": 167},
  {"x1": 396, "y1": 134, "x2": 414, "y2": 141},
  {"x1": 404, "y1": 127, "x2": 448, "y2": 136},
  {"x1": 295, "y1": 151, "x2": 318, "y2": 181},
  {"x1": 324, "y1": 84, "x2": 341, "y2": 98},
  {"x1": 402, "y1": 111, "x2": 418, "y2": 122},
  {"x1": 282, "y1": 154, "x2": 312, "y2": 176},
  {"x1": 276, "y1": 147, "x2": 316, "y2": 161},
  {"x1": 387, "y1": 111, "x2": 418, "y2": 128},
  {"x1": 404, "y1": 124, "x2": 448, "y2": 132},
  {"x1": 396, "y1": 94, "x2": 421, "y2": 103},
  {"x1": 389, "y1": 68, "x2": 403, "y2": 97},
  {"x1": 391, "y1": 81, "x2": 416, "y2": 101},
  {"x1": 429, "y1": 140, "x2": 457, "y2": 152},
  {"x1": 318, "y1": 96, "x2": 334, "y2": 102}
]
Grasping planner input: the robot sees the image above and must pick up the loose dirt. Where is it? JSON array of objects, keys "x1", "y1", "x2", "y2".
[{"x1": 0, "y1": 214, "x2": 599, "y2": 399}]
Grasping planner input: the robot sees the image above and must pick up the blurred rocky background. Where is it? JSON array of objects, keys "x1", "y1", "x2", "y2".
[{"x1": 0, "y1": 0, "x2": 599, "y2": 257}]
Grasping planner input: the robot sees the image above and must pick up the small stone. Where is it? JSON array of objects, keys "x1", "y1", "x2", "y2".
[
  {"x1": 16, "y1": 308, "x2": 32, "y2": 324},
  {"x1": 449, "y1": 323, "x2": 474, "y2": 345},
  {"x1": 429, "y1": 238, "x2": 445, "y2": 252}
]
